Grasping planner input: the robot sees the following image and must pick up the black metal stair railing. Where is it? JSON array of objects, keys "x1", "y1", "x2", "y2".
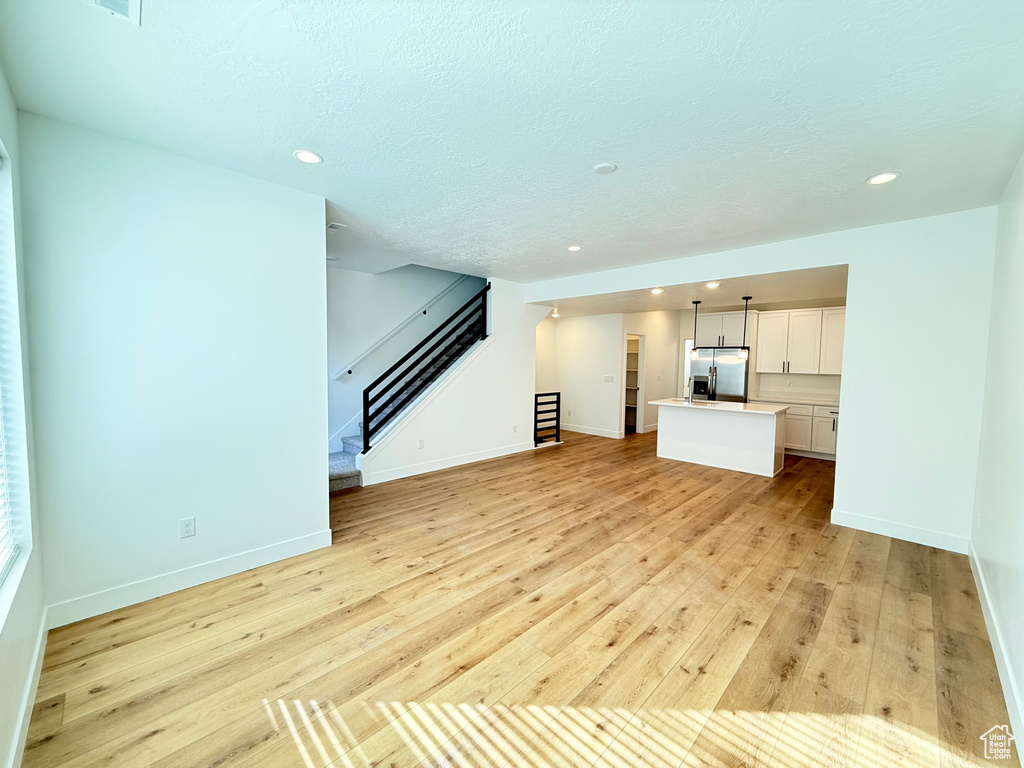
[
  {"x1": 534, "y1": 392, "x2": 561, "y2": 446},
  {"x1": 362, "y1": 284, "x2": 490, "y2": 454}
]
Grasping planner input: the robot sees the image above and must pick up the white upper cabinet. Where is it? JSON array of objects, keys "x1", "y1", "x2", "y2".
[
  {"x1": 756, "y1": 307, "x2": 841, "y2": 374},
  {"x1": 786, "y1": 310, "x2": 822, "y2": 374},
  {"x1": 695, "y1": 313, "x2": 723, "y2": 347},
  {"x1": 755, "y1": 312, "x2": 790, "y2": 373},
  {"x1": 721, "y1": 312, "x2": 749, "y2": 347},
  {"x1": 819, "y1": 308, "x2": 846, "y2": 375}
]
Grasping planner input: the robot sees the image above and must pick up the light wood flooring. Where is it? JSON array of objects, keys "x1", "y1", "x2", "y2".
[{"x1": 24, "y1": 431, "x2": 1017, "y2": 767}]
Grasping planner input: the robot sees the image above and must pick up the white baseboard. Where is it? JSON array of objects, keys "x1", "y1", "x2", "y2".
[
  {"x1": 830, "y1": 508, "x2": 968, "y2": 554},
  {"x1": 642, "y1": 423, "x2": 658, "y2": 433},
  {"x1": 562, "y1": 424, "x2": 623, "y2": 439},
  {"x1": 362, "y1": 441, "x2": 536, "y2": 486},
  {"x1": 786, "y1": 448, "x2": 836, "y2": 462},
  {"x1": 968, "y1": 541, "x2": 1024, "y2": 745},
  {"x1": 46, "y1": 529, "x2": 332, "y2": 628},
  {"x1": 7, "y1": 607, "x2": 47, "y2": 768}
]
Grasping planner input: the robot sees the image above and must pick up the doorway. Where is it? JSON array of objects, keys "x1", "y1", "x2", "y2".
[{"x1": 624, "y1": 334, "x2": 643, "y2": 435}]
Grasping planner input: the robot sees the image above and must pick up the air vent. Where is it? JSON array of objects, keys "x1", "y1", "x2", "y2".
[
  {"x1": 326, "y1": 222, "x2": 347, "y2": 231},
  {"x1": 83, "y1": 0, "x2": 141, "y2": 25}
]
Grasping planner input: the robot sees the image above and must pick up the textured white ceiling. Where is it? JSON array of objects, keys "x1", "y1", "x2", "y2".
[
  {"x1": 2, "y1": 1, "x2": 1023, "y2": 281},
  {"x1": 540, "y1": 265, "x2": 849, "y2": 317}
]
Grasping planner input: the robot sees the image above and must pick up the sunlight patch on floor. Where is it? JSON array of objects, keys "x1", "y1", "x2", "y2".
[{"x1": 263, "y1": 698, "x2": 966, "y2": 767}]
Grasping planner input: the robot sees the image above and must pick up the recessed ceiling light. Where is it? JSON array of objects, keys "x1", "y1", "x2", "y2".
[
  {"x1": 567, "y1": 245, "x2": 582, "y2": 252},
  {"x1": 294, "y1": 150, "x2": 323, "y2": 164},
  {"x1": 594, "y1": 163, "x2": 617, "y2": 174},
  {"x1": 866, "y1": 171, "x2": 899, "y2": 185},
  {"x1": 705, "y1": 282, "x2": 720, "y2": 288},
  {"x1": 650, "y1": 288, "x2": 664, "y2": 295},
  {"x1": 552, "y1": 311, "x2": 559, "y2": 317}
]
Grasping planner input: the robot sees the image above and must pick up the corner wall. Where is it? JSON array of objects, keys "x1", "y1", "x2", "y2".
[
  {"x1": 527, "y1": 208, "x2": 998, "y2": 553},
  {"x1": 623, "y1": 311, "x2": 681, "y2": 431},
  {"x1": 359, "y1": 279, "x2": 549, "y2": 485},
  {"x1": 19, "y1": 114, "x2": 332, "y2": 626},
  {"x1": 971, "y1": 150, "x2": 1024, "y2": 741}
]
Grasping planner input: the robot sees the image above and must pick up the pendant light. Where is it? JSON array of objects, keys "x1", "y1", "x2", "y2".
[
  {"x1": 739, "y1": 296, "x2": 752, "y2": 360},
  {"x1": 690, "y1": 300, "x2": 701, "y2": 360}
]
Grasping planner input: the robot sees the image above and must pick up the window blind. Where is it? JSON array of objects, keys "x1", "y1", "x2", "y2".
[
  {"x1": 0, "y1": 145, "x2": 21, "y2": 588},
  {"x1": 0, "y1": 396, "x2": 14, "y2": 585}
]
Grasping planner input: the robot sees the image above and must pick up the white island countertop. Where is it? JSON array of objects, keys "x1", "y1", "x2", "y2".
[{"x1": 649, "y1": 399, "x2": 789, "y2": 416}]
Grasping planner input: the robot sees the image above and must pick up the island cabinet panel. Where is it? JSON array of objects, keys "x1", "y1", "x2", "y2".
[
  {"x1": 819, "y1": 308, "x2": 846, "y2": 375},
  {"x1": 786, "y1": 309, "x2": 823, "y2": 373},
  {"x1": 756, "y1": 312, "x2": 790, "y2": 372}
]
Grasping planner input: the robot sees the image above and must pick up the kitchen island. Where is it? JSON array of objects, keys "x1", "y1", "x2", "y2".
[{"x1": 648, "y1": 399, "x2": 789, "y2": 477}]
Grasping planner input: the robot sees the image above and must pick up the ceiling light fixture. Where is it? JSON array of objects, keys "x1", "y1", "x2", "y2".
[
  {"x1": 594, "y1": 163, "x2": 617, "y2": 174},
  {"x1": 866, "y1": 171, "x2": 899, "y2": 185},
  {"x1": 552, "y1": 311, "x2": 559, "y2": 318},
  {"x1": 567, "y1": 245, "x2": 582, "y2": 252},
  {"x1": 294, "y1": 150, "x2": 323, "y2": 164},
  {"x1": 650, "y1": 288, "x2": 664, "y2": 295},
  {"x1": 705, "y1": 282, "x2": 720, "y2": 289}
]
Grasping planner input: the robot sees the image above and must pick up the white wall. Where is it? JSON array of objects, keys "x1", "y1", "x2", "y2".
[
  {"x1": 327, "y1": 265, "x2": 483, "y2": 450},
  {"x1": 971, "y1": 150, "x2": 1024, "y2": 741},
  {"x1": 0, "y1": 65, "x2": 45, "y2": 768},
  {"x1": 622, "y1": 311, "x2": 680, "y2": 431},
  {"x1": 527, "y1": 208, "x2": 997, "y2": 553},
  {"x1": 534, "y1": 315, "x2": 557, "y2": 393},
  {"x1": 541, "y1": 314, "x2": 625, "y2": 439},
  {"x1": 360, "y1": 279, "x2": 549, "y2": 484},
  {"x1": 19, "y1": 115, "x2": 331, "y2": 626}
]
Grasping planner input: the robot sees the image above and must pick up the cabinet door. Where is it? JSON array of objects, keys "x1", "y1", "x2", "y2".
[
  {"x1": 819, "y1": 308, "x2": 845, "y2": 375},
  {"x1": 695, "y1": 313, "x2": 723, "y2": 347},
  {"x1": 784, "y1": 414, "x2": 812, "y2": 451},
  {"x1": 786, "y1": 310, "x2": 823, "y2": 374},
  {"x1": 756, "y1": 312, "x2": 789, "y2": 373},
  {"x1": 721, "y1": 313, "x2": 748, "y2": 347},
  {"x1": 811, "y1": 416, "x2": 837, "y2": 454}
]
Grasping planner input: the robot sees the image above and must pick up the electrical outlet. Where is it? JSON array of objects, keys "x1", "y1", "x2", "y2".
[
  {"x1": 513, "y1": 424, "x2": 517, "y2": 433},
  {"x1": 418, "y1": 438, "x2": 425, "y2": 449},
  {"x1": 568, "y1": 409, "x2": 572, "y2": 417},
  {"x1": 786, "y1": 380, "x2": 793, "y2": 387},
  {"x1": 604, "y1": 374, "x2": 614, "y2": 382},
  {"x1": 657, "y1": 374, "x2": 661, "y2": 381},
  {"x1": 179, "y1": 517, "x2": 196, "y2": 539}
]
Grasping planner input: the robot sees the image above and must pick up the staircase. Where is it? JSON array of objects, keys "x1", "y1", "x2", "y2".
[
  {"x1": 329, "y1": 423, "x2": 363, "y2": 491},
  {"x1": 329, "y1": 283, "x2": 490, "y2": 492}
]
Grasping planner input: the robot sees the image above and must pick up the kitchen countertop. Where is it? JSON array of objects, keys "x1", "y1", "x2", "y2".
[{"x1": 649, "y1": 399, "x2": 789, "y2": 416}]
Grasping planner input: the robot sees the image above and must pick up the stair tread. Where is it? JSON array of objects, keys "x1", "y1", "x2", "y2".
[{"x1": 328, "y1": 451, "x2": 360, "y2": 479}]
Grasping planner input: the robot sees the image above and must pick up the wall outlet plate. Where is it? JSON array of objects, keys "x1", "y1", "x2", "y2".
[{"x1": 179, "y1": 517, "x2": 196, "y2": 538}]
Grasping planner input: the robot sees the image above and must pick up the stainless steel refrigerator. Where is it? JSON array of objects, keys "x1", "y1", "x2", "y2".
[{"x1": 690, "y1": 347, "x2": 750, "y2": 402}]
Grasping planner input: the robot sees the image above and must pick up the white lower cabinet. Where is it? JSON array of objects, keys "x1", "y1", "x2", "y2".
[
  {"x1": 810, "y1": 406, "x2": 839, "y2": 455},
  {"x1": 783, "y1": 404, "x2": 813, "y2": 451}
]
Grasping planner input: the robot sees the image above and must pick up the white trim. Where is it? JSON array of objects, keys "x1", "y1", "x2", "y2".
[
  {"x1": 785, "y1": 448, "x2": 836, "y2": 462},
  {"x1": 969, "y1": 540, "x2": 1024, "y2": 746},
  {"x1": 643, "y1": 423, "x2": 658, "y2": 433},
  {"x1": 362, "y1": 442, "x2": 536, "y2": 486},
  {"x1": 562, "y1": 424, "x2": 624, "y2": 439},
  {"x1": 7, "y1": 606, "x2": 46, "y2": 768},
  {"x1": 830, "y1": 508, "x2": 968, "y2": 554},
  {"x1": 46, "y1": 529, "x2": 332, "y2": 628}
]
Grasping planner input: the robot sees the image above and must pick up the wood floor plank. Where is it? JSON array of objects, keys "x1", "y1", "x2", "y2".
[{"x1": 23, "y1": 431, "x2": 1017, "y2": 768}]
